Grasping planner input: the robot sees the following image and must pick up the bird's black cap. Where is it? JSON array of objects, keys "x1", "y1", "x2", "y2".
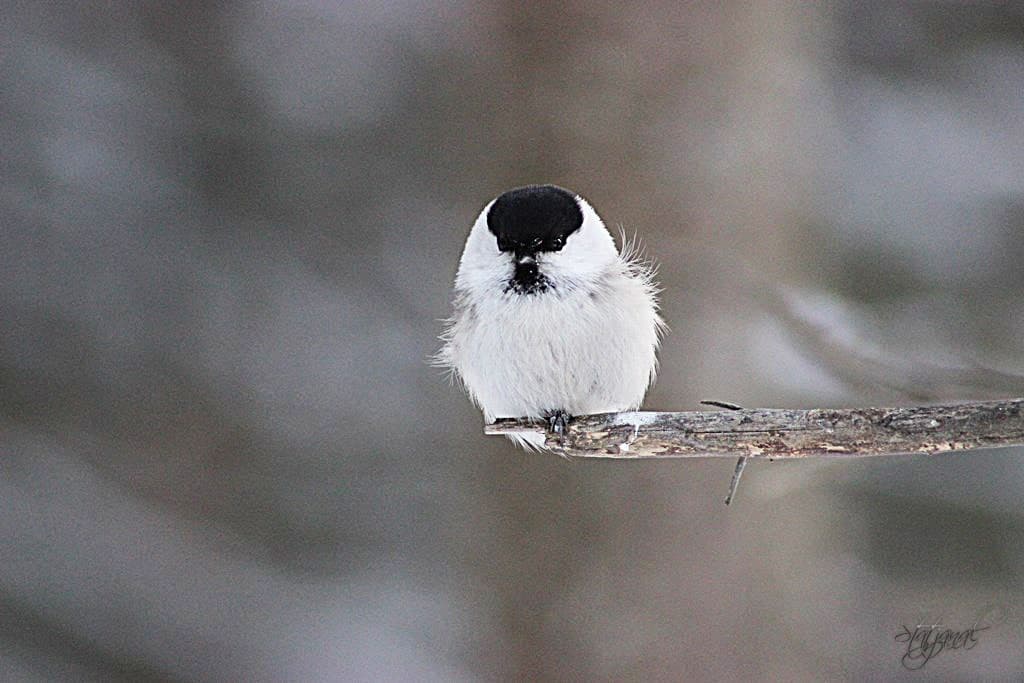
[{"x1": 487, "y1": 185, "x2": 583, "y2": 257}]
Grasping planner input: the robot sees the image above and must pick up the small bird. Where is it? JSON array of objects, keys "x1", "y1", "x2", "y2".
[{"x1": 438, "y1": 184, "x2": 664, "y2": 448}]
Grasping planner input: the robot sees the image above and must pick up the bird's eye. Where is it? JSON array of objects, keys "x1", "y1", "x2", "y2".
[
  {"x1": 496, "y1": 236, "x2": 511, "y2": 252},
  {"x1": 550, "y1": 236, "x2": 565, "y2": 251},
  {"x1": 530, "y1": 237, "x2": 543, "y2": 248}
]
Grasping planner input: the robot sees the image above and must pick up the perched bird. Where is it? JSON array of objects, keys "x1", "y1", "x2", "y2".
[{"x1": 438, "y1": 184, "x2": 664, "y2": 448}]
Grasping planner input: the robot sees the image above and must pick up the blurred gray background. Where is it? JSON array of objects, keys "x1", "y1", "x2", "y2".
[{"x1": 3, "y1": 1, "x2": 1024, "y2": 680}]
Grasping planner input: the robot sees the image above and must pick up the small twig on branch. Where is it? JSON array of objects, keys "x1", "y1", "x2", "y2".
[
  {"x1": 699, "y1": 400, "x2": 747, "y2": 505},
  {"x1": 485, "y1": 398, "x2": 1024, "y2": 460}
]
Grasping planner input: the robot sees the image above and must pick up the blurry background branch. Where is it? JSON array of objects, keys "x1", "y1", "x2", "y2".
[{"x1": 486, "y1": 399, "x2": 1024, "y2": 459}]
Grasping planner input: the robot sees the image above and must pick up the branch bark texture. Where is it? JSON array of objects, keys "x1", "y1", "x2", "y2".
[{"x1": 484, "y1": 399, "x2": 1024, "y2": 459}]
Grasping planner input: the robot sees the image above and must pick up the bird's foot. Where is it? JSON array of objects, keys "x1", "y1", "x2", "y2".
[{"x1": 544, "y1": 409, "x2": 572, "y2": 445}]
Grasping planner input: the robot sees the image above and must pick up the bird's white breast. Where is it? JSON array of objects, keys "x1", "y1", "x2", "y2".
[{"x1": 447, "y1": 262, "x2": 660, "y2": 421}]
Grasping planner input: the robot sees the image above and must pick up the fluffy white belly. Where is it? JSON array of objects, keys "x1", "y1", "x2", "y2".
[{"x1": 451, "y1": 273, "x2": 659, "y2": 421}]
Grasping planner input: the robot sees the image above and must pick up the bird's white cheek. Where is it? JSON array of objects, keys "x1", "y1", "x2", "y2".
[
  {"x1": 457, "y1": 250, "x2": 512, "y2": 294},
  {"x1": 539, "y1": 251, "x2": 605, "y2": 285}
]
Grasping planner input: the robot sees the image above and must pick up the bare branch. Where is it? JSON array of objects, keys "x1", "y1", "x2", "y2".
[{"x1": 484, "y1": 398, "x2": 1024, "y2": 459}]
